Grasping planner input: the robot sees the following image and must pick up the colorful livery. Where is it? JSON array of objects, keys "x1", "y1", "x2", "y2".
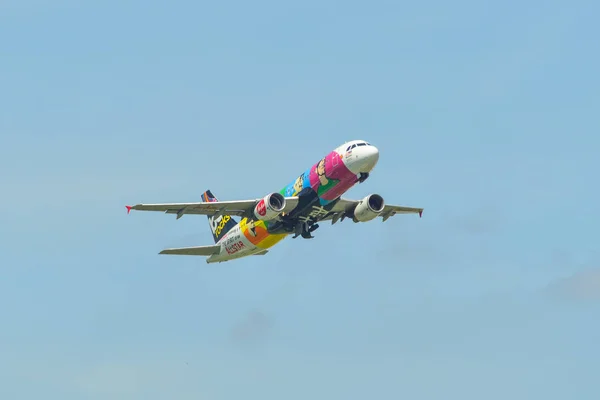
[{"x1": 127, "y1": 140, "x2": 423, "y2": 263}]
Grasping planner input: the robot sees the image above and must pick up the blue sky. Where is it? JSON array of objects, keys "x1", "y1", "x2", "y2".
[{"x1": 1, "y1": 0, "x2": 599, "y2": 398}]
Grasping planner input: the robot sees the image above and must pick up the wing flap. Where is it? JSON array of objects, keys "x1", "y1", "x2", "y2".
[{"x1": 159, "y1": 245, "x2": 221, "y2": 256}]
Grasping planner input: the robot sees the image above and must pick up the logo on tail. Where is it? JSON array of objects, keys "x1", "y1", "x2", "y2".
[{"x1": 202, "y1": 190, "x2": 238, "y2": 243}]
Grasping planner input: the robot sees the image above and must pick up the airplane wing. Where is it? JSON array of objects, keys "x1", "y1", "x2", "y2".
[
  {"x1": 159, "y1": 245, "x2": 221, "y2": 256},
  {"x1": 126, "y1": 197, "x2": 300, "y2": 219},
  {"x1": 377, "y1": 204, "x2": 423, "y2": 221},
  {"x1": 326, "y1": 197, "x2": 423, "y2": 223}
]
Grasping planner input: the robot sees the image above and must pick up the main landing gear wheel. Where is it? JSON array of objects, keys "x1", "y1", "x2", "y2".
[{"x1": 292, "y1": 221, "x2": 319, "y2": 239}]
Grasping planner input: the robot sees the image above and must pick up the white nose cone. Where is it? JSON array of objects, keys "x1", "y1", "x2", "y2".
[
  {"x1": 346, "y1": 144, "x2": 379, "y2": 174},
  {"x1": 363, "y1": 145, "x2": 379, "y2": 171}
]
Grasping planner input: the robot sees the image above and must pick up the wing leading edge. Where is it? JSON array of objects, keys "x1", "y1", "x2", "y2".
[
  {"x1": 126, "y1": 197, "x2": 300, "y2": 219},
  {"x1": 327, "y1": 198, "x2": 423, "y2": 222}
]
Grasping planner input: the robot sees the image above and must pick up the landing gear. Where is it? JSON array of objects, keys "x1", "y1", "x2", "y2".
[
  {"x1": 292, "y1": 221, "x2": 320, "y2": 239},
  {"x1": 358, "y1": 172, "x2": 369, "y2": 183}
]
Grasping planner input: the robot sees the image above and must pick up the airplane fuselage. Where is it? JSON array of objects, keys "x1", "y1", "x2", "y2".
[{"x1": 206, "y1": 140, "x2": 380, "y2": 263}]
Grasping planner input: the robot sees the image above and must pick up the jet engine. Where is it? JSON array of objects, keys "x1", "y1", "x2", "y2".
[
  {"x1": 253, "y1": 192, "x2": 286, "y2": 221},
  {"x1": 353, "y1": 194, "x2": 385, "y2": 222}
]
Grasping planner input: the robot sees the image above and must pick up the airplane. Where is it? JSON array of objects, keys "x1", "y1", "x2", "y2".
[{"x1": 126, "y1": 140, "x2": 423, "y2": 263}]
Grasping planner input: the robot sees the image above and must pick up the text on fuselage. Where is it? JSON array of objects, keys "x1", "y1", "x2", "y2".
[{"x1": 225, "y1": 241, "x2": 245, "y2": 254}]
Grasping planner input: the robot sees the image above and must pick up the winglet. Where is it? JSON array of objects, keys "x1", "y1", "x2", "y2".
[
  {"x1": 126, "y1": 205, "x2": 132, "y2": 214},
  {"x1": 419, "y1": 210, "x2": 423, "y2": 218}
]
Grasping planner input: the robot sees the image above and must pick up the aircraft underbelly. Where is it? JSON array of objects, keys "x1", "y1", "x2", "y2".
[{"x1": 208, "y1": 221, "x2": 286, "y2": 262}]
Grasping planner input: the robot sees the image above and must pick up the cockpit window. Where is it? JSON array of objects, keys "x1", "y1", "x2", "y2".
[
  {"x1": 351, "y1": 144, "x2": 356, "y2": 149},
  {"x1": 357, "y1": 142, "x2": 366, "y2": 147}
]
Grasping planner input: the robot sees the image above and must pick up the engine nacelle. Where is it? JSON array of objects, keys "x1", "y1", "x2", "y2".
[
  {"x1": 353, "y1": 194, "x2": 385, "y2": 222},
  {"x1": 253, "y1": 192, "x2": 286, "y2": 221}
]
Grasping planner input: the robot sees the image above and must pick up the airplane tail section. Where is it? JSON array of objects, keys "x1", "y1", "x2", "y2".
[{"x1": 202, "y1": 189, "x2": 238, "y2": 243}]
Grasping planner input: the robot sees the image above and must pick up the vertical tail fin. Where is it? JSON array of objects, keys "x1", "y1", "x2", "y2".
[{"x1": 202, "y1": 189, "x2": 238, "y2": 243}]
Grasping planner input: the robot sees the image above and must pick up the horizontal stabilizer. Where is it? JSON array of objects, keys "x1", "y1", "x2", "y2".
[{"x1": 159, "y1": 244, "x2": 221, "y2": 256}]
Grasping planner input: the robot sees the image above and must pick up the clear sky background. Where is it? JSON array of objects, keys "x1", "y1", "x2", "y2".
[{"x1": 1, "y1": 0, "x2": 599, "y2": 399}]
